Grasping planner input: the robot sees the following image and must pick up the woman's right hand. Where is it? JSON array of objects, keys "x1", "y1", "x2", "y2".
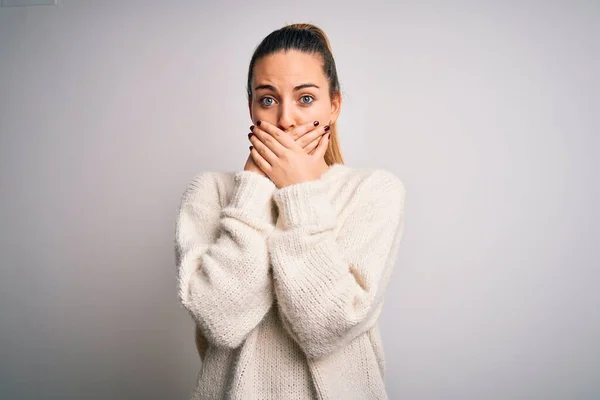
[{"x1": 244, "y1": 151, "x2": 268, "y2": 177}]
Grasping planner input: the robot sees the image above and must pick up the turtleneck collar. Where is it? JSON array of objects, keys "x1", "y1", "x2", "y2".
[{"x1": 320, "y1": 162, "x2": 349, "y2": 182}]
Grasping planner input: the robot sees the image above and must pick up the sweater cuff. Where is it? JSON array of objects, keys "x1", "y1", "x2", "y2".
[
  {"x1": 272, "y1": 178, "x2": 337, "y2": 229},
  {"x1": 227, "y1": 171, "x2": 277, "y2": 223}
]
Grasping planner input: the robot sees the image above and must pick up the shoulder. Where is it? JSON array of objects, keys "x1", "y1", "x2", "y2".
[
  {"x1": 342, "y1": 165, "x2": 406, "y2": 206},
  {"x1": 178, "y1": 170, "x2": 237, "y2": 209}
]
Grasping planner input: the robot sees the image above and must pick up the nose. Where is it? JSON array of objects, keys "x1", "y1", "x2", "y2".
[{"x1": 277, "y1": 100, "x2": 296, "y2": 133}]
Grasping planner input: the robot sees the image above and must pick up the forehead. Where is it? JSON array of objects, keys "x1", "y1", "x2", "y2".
[{"x1": 253, "y1": 50, "x2": 326, "y2": 88}]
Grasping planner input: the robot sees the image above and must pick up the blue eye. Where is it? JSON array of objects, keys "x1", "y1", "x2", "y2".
[
  {"x1": 259, "y1": 96, "x2": 313, "y2": 107},
  {"x1": 300, "y1": 95, "x2": 314, "y2": 104},
  {"x1": 260, "y1": 97, "x2": 275, "y2": 107}
]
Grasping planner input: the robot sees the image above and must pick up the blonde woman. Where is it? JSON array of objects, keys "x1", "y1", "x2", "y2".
[{"x1": 174, "y1": 23, "x2": 406, "y2": 400}]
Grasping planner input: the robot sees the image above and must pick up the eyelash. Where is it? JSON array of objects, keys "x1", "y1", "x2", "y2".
[{"x1": 259, "y1": 95, "x2": 315, "y2": 107}]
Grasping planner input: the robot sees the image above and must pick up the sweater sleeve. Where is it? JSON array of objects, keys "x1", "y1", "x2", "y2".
[
  {"x1": 268, "y1": 170, "x2": 406, "y2": 359},
  {"x1": 175, "y1": 170, "x2": 277, "y2": 349}
]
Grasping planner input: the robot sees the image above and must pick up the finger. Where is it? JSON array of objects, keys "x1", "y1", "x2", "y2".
[
  {"x1": 254, "y1": 120, "x2": 299, "y2": 154},
  {"x1": 297, "y1": 124, "x2": 330, "y2": 150},
  {"x1": 249, "y1": 145, "x2": 272, "y2": 175},
  {"x1": 249, "y1": 131, "x2": 279, "y2": 165},
  {"x1": 306, "y1": 134, "x2": 321, "y2": 155},
  {"x1": 291, "y1": 120, "x2": 320, "y2": 141},
  {"x1": 312, "y1": 131, "x2": 330, "y2": 158}
]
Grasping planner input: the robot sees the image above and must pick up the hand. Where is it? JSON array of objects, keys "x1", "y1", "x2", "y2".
[
  {"x1": 289, "y1": 120, "x2": 332, "y2": 155},
  {"x1": 248, "y1": 120, "x2": 330, "y2": 189},
  {"x1": 244, "y1": 152, "x2": 268, "y2": 178},
  {"x1": 244, "y1": 121, "x2": 322, "y2": 177}
]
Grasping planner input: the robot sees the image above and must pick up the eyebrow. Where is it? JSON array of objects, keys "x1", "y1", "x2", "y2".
[{"x1": 254, "y1": 83, "x2": 320, "y2": 92}]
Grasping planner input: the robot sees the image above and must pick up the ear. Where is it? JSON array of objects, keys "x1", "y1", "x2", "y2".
[{"x1": 329, "y1": 91, "x2": 342, "y2": 124}]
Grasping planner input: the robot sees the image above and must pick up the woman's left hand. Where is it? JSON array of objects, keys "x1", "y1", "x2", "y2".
[{"x1": 248, "y1": 120, "x2": 330, "y2": 189}]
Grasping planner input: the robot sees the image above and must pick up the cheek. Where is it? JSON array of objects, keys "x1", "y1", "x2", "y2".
[
  {"x1": 250, "y1": 104, "x2": 269, "y2": 121},
  {"x1": 302, "y1": 103, "x2": 330, "y2": 122}
]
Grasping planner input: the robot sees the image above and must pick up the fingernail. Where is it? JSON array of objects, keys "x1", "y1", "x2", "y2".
[
  {"x1": 248, "y1": 132, "x2": 253, "y2": 138},
  {"x1": 256, "y1": 120, "x2": 261, "y2": 126},
  {"x1": 313, "y1": 121, "x2": 319, "y2": 126},
  {"x1": 328, "y1": 133, "x2": 331, "y2": 139},
  {"x1": 324, "y1": 125, "x2": 330, "y2": 131},
  {"x1": 249, "y1": 145, "x2": 253, "y2": 150},
  {"x1": 250, "y1": 125, "x2": 254, "y2": 131}
]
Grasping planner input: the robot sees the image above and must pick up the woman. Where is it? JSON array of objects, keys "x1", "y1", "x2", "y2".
[{"x1": 174, "y1": 23, "x2": 406, "y2": 400}]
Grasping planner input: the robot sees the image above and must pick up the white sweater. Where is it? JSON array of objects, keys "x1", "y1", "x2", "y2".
[{"x1": 174, "y1": 163, "x2": 406, "y2": 400}]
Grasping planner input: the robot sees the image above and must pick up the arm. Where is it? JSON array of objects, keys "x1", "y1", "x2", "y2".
[
  {"x1": 268, "y1": 170, "x2": 406, "y2": 359},
  {"x1": 175, "y1": 170, "x2": 276, "y2": 349},
  {"x1": 195, "y1": 324, "x2": 208, "y2": 360}
]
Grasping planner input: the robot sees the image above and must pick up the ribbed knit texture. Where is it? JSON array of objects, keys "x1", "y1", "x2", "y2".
[{"x1": 174, "y1": 163, "x2": 406, "y2": 400}]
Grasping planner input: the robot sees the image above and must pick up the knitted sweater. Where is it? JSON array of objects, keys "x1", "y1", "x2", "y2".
[{"x1": 174, "y1": 163, "x2": 406, "y2": 400}]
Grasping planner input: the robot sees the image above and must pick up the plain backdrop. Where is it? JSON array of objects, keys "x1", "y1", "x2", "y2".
[{"x1": 1, "y1": 1, "x2": 598, "y2": 399}]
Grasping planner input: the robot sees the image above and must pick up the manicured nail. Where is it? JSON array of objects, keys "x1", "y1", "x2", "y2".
[
  {"x1": 248, "y1": 132, "x2": 253, "y2": 138},
  {"x1": 324, "y1": 125, "x2": 330, "y2": 131},
  {"x1": 249, "y1": 145, "x2": 253, "y2": 150},
  {"x1": 313, "y1": 121, "x2": 319, "y2": 126},
  {"x1": 250, "y1": 125, "x2": 254, "y2": 131},
  {"x1": 328, "y1": 133, "x2": 331, "y2": 139},
  {"x1": 256, "y1": 120, "x2": 261, "y2": 126}
]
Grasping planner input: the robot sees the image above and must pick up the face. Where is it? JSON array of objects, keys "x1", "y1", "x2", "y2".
[{"x1": 249, "y1": 50, "x2": 341, "y2": 134}]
